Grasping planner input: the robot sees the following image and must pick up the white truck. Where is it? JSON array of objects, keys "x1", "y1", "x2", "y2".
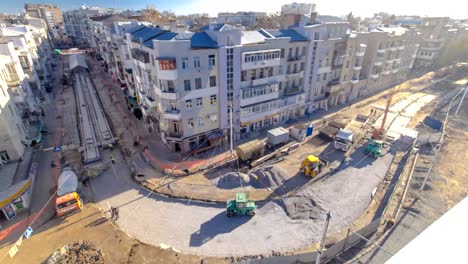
[{"x1": 333, "y1": 116, "x2": 367, "y2": 152}]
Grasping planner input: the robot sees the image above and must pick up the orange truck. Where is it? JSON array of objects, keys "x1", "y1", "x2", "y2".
[{"x1": 55, "y1": 168, "x2": 82, "y2": 217}]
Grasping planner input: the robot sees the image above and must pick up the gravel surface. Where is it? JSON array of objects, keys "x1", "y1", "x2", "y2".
[
  {"x1": 216, "y1": 172, "x2": 250, "y2": 189},
  {"x1": 89, "y1": 144, "x2": 395, "y2": 257},
  {"x1": 250, "y1": 166, "x2": 288, "y2": 188}
]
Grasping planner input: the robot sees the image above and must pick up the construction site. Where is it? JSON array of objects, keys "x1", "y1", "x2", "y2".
[{"x1": 2, "y1": 50, "x2": 467, "y2": 264}]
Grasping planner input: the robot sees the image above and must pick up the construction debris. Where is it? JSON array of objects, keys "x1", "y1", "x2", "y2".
[
  {"x1": 216, "y1": 172, "x2": 251, "y2": 189},
  {"x1": 250, "y1": 166, "x2": 288, "y2": 188},
  {"x1": 46, "y1": 241, "x2": 104, "y2": 264}
]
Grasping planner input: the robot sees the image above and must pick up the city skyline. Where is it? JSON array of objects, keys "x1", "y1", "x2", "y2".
[{"x1": 1, "y1": 0, "x2": 467, "y2": 19}]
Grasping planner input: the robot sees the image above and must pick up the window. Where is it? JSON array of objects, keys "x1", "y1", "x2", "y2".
[
  {"x1": 182, "y1": 57, "x2": 189, "y2": 70},
  {"x1": 208, "y1": 55, "x2": 215, "y2": 69},
  {"x1": 295, "y1": 47, "x2": 299, "y2": 56},
  {"x1": 251, "y1": 69, "x2": 256, "y2": 80},
  {"x1": 210, "y1": 95, "x2": 217, "y2": 104},
  {"x1": 314, "y1": 32, "x2": 320, "y2": 40},
  {"x1": 279, "y1": 82, "x2": 282, "y2": 90},
  {"x1": 302, "y1": 47, "x2": 306, "y2": 56},
  {"x1": 288, "y1": 48, "x2": 292, "y2": 58},
  {"x1": 188, "y1": 118, "x2": 194, "y2": 128},
  {"x1": 193, "y1": 56, "x2": 201, "y2": 68},
  {"x1": 227, "y1": 92, "x2": 233, "y2": 101},
  {"x1": 184, "y1": 80, "x2": 191, "y2": 91},
  {"x1": 198, "y1": 118, "x2": 204, "y2": 126},
  {"x1": 186, "y1": 99, "x2": 192, "y2": 109},
  {"x1": 159, "y1": 59, "x2": 176, "y2": 70},
  {"x1": 345, "y1": 60, "x2": 349, "y2": 68},
  {"x1": 167, "y1": 80, "x2": 175, "y2": 91},
  {"x1": 195, "y1": 78, "x2": 202, "y2": 89},
  {"x1": 196, "y1": 97, "x2": 203, "y2": 106},
  {"x1": 300, "y1": 63, "x2": 304, "y2": 71},
  {"x1": 293, "y1": 64, "x2": 297, "y2": 73},
  {"x1": 323, "y1": 73, "x2": 327, "y2": 81},
  {"x1": 268, "y1": 67, "x2": 273, "y2": 77},
  {"x1": 241, "y1": 71, "x2": 247, "y2": 81},
  {"x1": 281, "y1": 49, "x2": 285, "y2": 58},
  {"x1": 209, "y1": 76, "x2": 216, "y2": 87},
  {"x1": 287, "y1": 65, "x2": 290, "y2": 74}
]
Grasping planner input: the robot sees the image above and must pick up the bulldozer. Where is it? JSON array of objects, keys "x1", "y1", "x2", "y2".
[
  {"x1": 226, "y1": 192, "x2": 256, "y2": 217},
  {"x1": 301, "y1": 155, "x2": 327, "y2": 178}
]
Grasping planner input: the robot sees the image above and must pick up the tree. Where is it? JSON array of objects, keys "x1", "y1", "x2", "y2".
[
  {"x1": 142, "y1": 5, "x2": 171, "y2": 24},
  {"x1": 252, "y1": 12, "x2": 282, "y2": 29}
]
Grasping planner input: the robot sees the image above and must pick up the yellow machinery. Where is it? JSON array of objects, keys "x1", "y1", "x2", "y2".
[{"x1": 300, "y1": 155, "x2": 327, "y2": 178}]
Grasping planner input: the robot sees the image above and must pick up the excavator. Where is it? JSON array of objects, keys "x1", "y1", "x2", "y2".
[{"x1": 300, "y1": 155, "x2": 328, "y2": 178}]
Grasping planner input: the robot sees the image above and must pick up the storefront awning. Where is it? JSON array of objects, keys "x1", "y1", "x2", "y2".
[{"x1": 0, "y1": 179, "x2": 31, "y2": 209}]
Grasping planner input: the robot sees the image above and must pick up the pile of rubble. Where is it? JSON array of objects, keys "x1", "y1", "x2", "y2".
[{"x1": 47, "y1": 241, "x2": 104, "y2": 264}]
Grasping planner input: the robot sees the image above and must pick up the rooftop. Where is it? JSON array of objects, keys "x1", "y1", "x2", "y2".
[{"x1": 262, "y1": 29, "x2": 308, "y2": 42}]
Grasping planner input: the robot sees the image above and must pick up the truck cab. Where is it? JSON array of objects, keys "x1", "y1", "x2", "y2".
[
  {"x1": 334, "y1": 129, "x2": 354, "y2": 151},
  {"x1": 56, "y1": 192, "x2": 82, "y2": 217}
]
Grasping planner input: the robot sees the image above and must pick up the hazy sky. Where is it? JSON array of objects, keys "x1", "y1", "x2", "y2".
[{"x1": 1, "y1": 0, "x2": 467, "y2": 19}]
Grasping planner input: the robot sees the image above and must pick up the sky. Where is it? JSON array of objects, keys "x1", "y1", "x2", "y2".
[{"x1": 1, "y1": 0, "x2": 467, "y2": 19}]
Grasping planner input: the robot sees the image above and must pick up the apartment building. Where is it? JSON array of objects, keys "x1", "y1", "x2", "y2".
[
  {"x1": 124, "y1": 26, "x2": 221, "y2": 152},
  {"x1": 413, "y1": 17, "x2": 450, "y2": 68},
  {"x1": 89, "y1": 14, "x2": 427, "y2": 153},
  {"x1": 0, "y1": 22, "x2": 52, "y2": 98},
  {"x1": 361, "y1": 27, "x2": 418, "y2": 94},
  {"x1": 217, "y1": 12, "x2": 267, "y2": 27},
  {"x1": 63, "y1": 7, "x2": 114, "y2": 46},
  {"x1": 24, "y1": 4, "x2": 63, "y2": 33},
  {"x1": 0, "y1": 55, "x2": 27, "y2": 163}
]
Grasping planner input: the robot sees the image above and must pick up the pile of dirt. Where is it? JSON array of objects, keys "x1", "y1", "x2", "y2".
[
  {"x1": 275, "y1": 192, "x2": 326, "y2": 220},
  {"x1": 216, "y1": 172, "x2": 250, "y2": 189},
  {"x1": 250, "y1": 165, "x2": 289, "y2": 188},
  {"x1": 47, "y1": 241, "x2": 104, "y2": 264}
]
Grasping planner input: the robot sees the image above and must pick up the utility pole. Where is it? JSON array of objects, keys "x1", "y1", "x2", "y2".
[
  {"x1": 229, "y1": 102, "x2": 234, "y2": 157},
  {"x1": 454, "y1": 86, "x2": 467, "y2": 116},
  {"x1": 316, "y1": 211, "x2": 332, "y2": 264}
]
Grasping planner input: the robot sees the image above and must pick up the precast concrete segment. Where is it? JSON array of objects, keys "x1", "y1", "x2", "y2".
[
  {"x1": 83, "y1": 74, "x2": 113, "y2": 142},
  {"x1": 74, "y1": 72, "x2": 100, "y2": 163}
]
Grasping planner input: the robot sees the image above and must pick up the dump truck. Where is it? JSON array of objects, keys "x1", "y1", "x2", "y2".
[
  {"x1": 300, "y1": 155, "x2": 328, "y2": 178},
  {"x1": 236, "y1": 139, "x2": 266, "y2": 162},
  {"x1": 319, "y1": 119, "x2": 348, "y2": 140},
  {"x1": 334, "y1": 116, "x2": 367, "y2": 152},
  {"x1": 226, "y1": 192, "x2": 256, "y2": 217},
  {"x1": 56, "y1": 167, "x2": 83, "y2": 217}
]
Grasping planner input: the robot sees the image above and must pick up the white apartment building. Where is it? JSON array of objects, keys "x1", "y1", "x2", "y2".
[
  {"x1": 413, "y1": 17, "x2": 450, "y2": 68},
  {"x1": 125, "y1": 26, "x2": 221, "y2": 152},
  {"x1": 217, "y1": 12, "x2": 267, "y2": 27},
  {"x1": 0, "y1": 55, "x2": 28, "y2": 163},
  {"x1": 89, "y1": 14, "x2": 424, "y2": 153},
  {"x1": 63, "y1": 7, "x2": 114, "y2": 46}
]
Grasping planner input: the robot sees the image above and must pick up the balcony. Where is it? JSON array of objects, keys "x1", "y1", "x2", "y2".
[
  {"x1": 241, "y1": 83, "x2": 279, "y2": 107},
  {"x1": 285, "y1": 71, "x2": 304, "y2": 80},
  {"x1": 377, "y1": 48, "x2": 385, "y2": 54},
  {"x1": 371, "y1": 74, "x2": 379, "y2": 79},
  {"x1": 318, "y1": 66, "x2": 331, "y2": 74},
  {"x1": 145, "y1": 96, "x2": 157, "y2": 108},
  {"x1": 158, "y1": 67, "x2": 178, "y2": 80},
  {"x1": 394, "y1": 57, "x2": 401, "y2": 62},
  {"x1": 356, "y1": 51, "x2": 365, "y2": 57},
  {"x1": 382, "y1": 71, "x2": 390, "y2": 75},
  {"x1": 246, "y1": 75, "x2": 280, "y2": 87},
  {"x1": 164, "y1": 110, "x2": 182, "y2": 120},
  {"x1": 242, "y1": 49, "x2": 281, "y2": 70},
  {"x1": 397, "y1": 46, "x2": 404, "y2": 50},
  {"x1": 351, "y1": 78, "x2": 359, "y2": 84},
  {"x1": 353, "y1": 65, "x2": 362, "y2": 71},
  {"x1": 374, "y1": 60, "x2": 383, "y2": 66},
  {"x1": 389, "y1": 47, "x2": 397, "y2": 52},
  {"x1": 387, "y1": 59, "x2": 394, "y2": 64},
  {"x1": 159, "y1": 89, "x2": 177, "y2": 100},
  {"x1": 287, "y1": 55, "x2": 302, "y2": 62},
  {"x1": 392, "y1": 69, "x2": 399, "y2": 73},
  {"x1": 284, "y1": 86, "x2": 302, "y2": 96}
]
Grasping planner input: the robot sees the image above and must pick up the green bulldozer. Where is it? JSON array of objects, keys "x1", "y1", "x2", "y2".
[{"x1": 226, "y1": 192, "x2": 256, "y2": 217}]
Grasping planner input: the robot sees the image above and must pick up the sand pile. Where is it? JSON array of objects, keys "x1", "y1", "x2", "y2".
[
  {"x1": 250, "y1": 165, "x2": 289, "y2": 188},
  {"x1": 216, "y1": 172, "x2": 251, "y2": 189}
]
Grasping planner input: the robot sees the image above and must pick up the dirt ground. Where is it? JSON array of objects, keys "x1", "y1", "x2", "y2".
[{"x1": 0, "y1": 205, "x2": 228, "y2": 264}]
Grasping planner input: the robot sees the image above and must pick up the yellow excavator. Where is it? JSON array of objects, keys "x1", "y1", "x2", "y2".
[{"x1": 300, "y1": 155, "x2": 328, "y2": 178}]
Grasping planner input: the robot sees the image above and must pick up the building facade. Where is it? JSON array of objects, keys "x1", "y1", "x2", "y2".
[
  {"x1": 63, "y1": 7, "x2": 114, "y2": 46},
  {"x1": 217, "y1": 12, "x2": 267, "y2": 27},
  {"x1": 413, "y1": 17, "x2": 450, "y2": 68},
  {"x1": 24, "y1": 3, "x2": 63, "y2": 32}
]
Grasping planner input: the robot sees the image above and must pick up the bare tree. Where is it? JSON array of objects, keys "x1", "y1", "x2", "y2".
[
  {"x1": 142, "y1": 5, "x2": 172, "y2": 24},
  {"x1": 252, "y1": 12, "x2": 282, "y2": 29}
]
